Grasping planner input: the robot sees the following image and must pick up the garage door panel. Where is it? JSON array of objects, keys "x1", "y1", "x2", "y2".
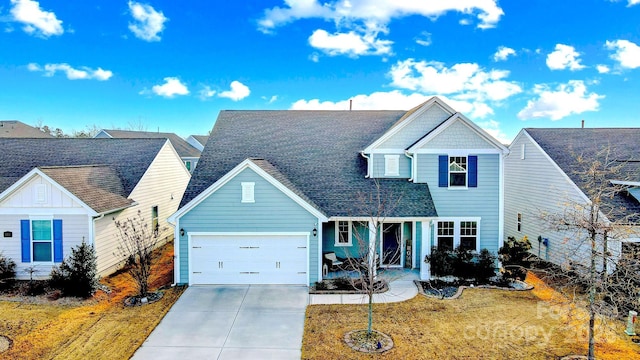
[{"x1": 189, "y1": 234, "x2": 308, "y2": 285}]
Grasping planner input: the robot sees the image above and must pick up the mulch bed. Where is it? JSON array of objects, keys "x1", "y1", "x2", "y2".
[
  {"x1": 416, "y1": 278, "x2": 533, "y2": 299},
  {"x1": 310, "y1": 278, "x2": 388, "y2": 294},
  {"x1": 123, "y1": 291, "x2": 164, "y2": 306},
  {"x1": 344, "y1": 329, "x2": 393, "y2": 353}
]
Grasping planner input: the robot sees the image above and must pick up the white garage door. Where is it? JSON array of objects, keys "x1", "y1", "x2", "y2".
[{"x1": 189, "y1": 234, "x2": 308, "y2": 285}]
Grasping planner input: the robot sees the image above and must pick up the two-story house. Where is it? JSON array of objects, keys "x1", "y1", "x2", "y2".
[{"x1": 169, "y1": 97, "x2": 508, "y2": 286}]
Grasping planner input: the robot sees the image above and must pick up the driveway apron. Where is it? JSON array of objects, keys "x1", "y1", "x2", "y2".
[{"x1": 132, "y1": 285, "x2": 308, "y2": 360}]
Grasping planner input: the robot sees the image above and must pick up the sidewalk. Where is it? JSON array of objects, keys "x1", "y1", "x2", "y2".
[{"x1": 309, "y1": 269, "x2": 419, "y2": 305}]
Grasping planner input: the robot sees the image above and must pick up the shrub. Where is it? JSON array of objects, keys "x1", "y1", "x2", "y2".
[
  {"x1": 0, "y1": 253, "x2": 16, "y2": 290},
  {"x1": 424, "y1": 246, "x2": 454, "y2": 277},
  {"x1": 49, "y1": 241, "x2": 99, "y2": 298},
  {"x1": 452, "y1": 246, "x2": 475, "y2": 279},
  {"x1": 499, "y1": 236, "x2": 533, "y2": 281},
  {"x1": 475, "y1": 249, "x2": 497, "y2": 283}
]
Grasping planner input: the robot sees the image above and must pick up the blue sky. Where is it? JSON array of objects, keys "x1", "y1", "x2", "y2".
[{"x1": 1, "y1": 0, "x2": 639, "y2": 142}]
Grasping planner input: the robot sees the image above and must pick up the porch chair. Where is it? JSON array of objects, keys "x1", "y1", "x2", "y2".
[{"x1": 322, "y1": 252, "x2": 344, "y2": 277}]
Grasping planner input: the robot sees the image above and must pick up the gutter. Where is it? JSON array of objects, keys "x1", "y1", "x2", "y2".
[
  {"x1": 405, "y1": 150, "x2": 415, "y2": 182},
  {"x1": 360, "y1": 152, "x2": 371, "y2": 178}
]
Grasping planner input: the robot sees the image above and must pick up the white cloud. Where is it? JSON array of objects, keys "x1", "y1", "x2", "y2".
[
  {"x1": 596, "y1": 65, "x2": 610, "y2": 74},
  {"x1": 218, "y1": 81, "x2": 250, "y2": 101},
  {"x1": 290, "y1": 90, "x2": 491, "y2": 119},
  {"x1": 198, "y1": 85, "x2": 216, "y2": 100},
  {"x1": 415, "y1": 31, "x2": 431, "y2": 47},
  {"x1": 628, "y1": 0, "x2": 640, "y2": 6},
  {"x1": 28, "y1": 63, "x2": 113, "y2": 80},
  {"x1": 546, "y1": 44, "x2": 585, "y2": 71},
  {"x1": 476, "y1": 119, "x2": 510, "y2": 145},
  {"x1": 150, "y1": 77, "x2": 189, "y2": 98},
  {"x1": 389, "y1": 59, "x2": 522, "y2": 103},
  {"x1": 10, "y1": 0, "x2": 63, "y2": 37},
  {"x1": 517, "y1": 80, "x2": 603, "y2": 120},
  {"x1": 605, "y1": 39, "x2": 640, "y2": 69},
  {"x1": 258, "y1": 0, "x2": 503, "y2": 33},
  {"x1": 128, "y1": 1, "x2": 167, "y2": 42},
  {"x1": 493, "y1": 46, "x2": 515, "y2": 61},
  {"x1": 308, "y1": 29, "x2": 392, "y2": 57}
]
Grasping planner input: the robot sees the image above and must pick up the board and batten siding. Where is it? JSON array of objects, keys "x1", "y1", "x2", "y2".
[
  {"x1": 93, "y1": 141, "x2": 191, "y2": 276},
  {"x1": 376, "y1": 104, "x2": 451, "y2": 149},
  {"x1": 178, "y1": 167, "x2": 320, "y2": 285},
  {"x1": 416, "y1": 153, "x2": 501, "y2": 253},
  {"x1": 503, "y1": 131, "x2": 615, "y2": 267},
  {"x1": 0, "y1": 213, "x2": 90, "y2": 279}
]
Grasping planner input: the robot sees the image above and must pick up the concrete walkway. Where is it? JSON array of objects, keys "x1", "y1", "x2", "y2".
[{"x1": 309, "y1": 269, "x2": 420, "y2": 305}]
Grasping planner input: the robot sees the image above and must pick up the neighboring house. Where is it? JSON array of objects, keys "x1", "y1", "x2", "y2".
[
  {"x1": 169, "y1": 97, "x2": 508, "y2": 286},
  {"x1": 94, "y1": 129, "x2": 201, "y2": 173},
  {"x1": 0, "y1": 138, "x2": 191, "y2": 279},
  {"x1": 504, "y1": 128, "x2": 640, "y2": 268},
  {"x1": 0, "y1": 120, "x2": 53, "y2": 138},
  {"x1": 186, "y1": 135, "x2": 209, "y2": 152}
]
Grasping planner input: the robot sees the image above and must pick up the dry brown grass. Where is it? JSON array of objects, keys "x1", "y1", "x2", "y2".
[
  {"x1": 0, "y1": 240, "x2": 183, "y2": 360},
  {"x1": 303, "y1": 273, "x2": 640, "y2": 360}
]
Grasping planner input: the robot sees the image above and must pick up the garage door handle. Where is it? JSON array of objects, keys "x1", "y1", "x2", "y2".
[
  {"x1": 239, "y1": 246, "x2": 259, "y2": 249},
  {"x1": 193, "y1": 246, "x2": 202, "y2": 249},
  {"x1": 193, "y1": 272, "x2": 202, "y2": 274},
  {"x1": 240, "y1": 272, "x2": 259, "y2": 274}
]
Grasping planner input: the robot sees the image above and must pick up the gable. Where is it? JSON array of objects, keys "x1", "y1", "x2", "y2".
[
  {"x1": 374, "y1": 102, "x2": 453, "y2": 150},
  {"x1": 0, "y1": 171, "x2": 95, "y2": 215},
  {"x1": 417, "y1": 118, "x2": 498, "y2": 150}
]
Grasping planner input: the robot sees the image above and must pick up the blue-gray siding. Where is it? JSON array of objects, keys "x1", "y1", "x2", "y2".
[
  {"x1": 371, "y1": 153, "x2": 411, "y2": 178},
  {"x1": 322, "y1": 221, "x2": 370, "y2": 259},
  {"x1": 416, "y1": 153, "x2": 501, "y2": 253},
  {"x1": 178, "y1": 168, "x2": 320, "y2": 284}
]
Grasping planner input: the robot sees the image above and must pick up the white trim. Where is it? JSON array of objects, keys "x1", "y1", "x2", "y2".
[
  {"x1": 335, "y1": 220, "x2": 353, "y2": 247},
  {"x1": 520, "y1": 143, "x2": 526, "y2": 160},
  {"x1": 317, "y1": 221, "x2": 323, "y2": 282},
  {"x1": 420, "y1": 221, "x2": 431, "y2": 279},
  {"x1": 498, "y1": 152, "x2": 505, "y2": 248},
  {"x1": 368, "y1": 149, "x2": 407, "y2": 154},
  {"x1": 363, "y1": 97, "x2": 457, "y2": 153},
  {"x1": 448, "y1": 155, "x2": 468, "y2": 188},
  {"x1": 433, "y1": 217, "x2": 482, "y2": 252},
  {"x1": 411, "y1": 221, "x2": 417, "y2": 269},
  {"x1": 329, "y1": 216, "x2": 434, "y2": 222},
  {"x1": 0, "y1": 207, "x2": 91, "y2": 215},
  {"x1": 0, "y1": 168, "x2": 99, "y2": 217},
  {"x1": 169, "y1": 159, "x2": 328, "y2": 224},
  {"x1": 29, "y1": 218, "x2": 54, "y2": 264},
  {"x1": 411, "y1": 148, "x2": 503, "y2": 154},
  {"x1": 610, "y1": 180, "x2": 640, "y2": 187},
  {"x1": 407, "y1": 114, "x2": 509, "y2": 154},
  {"x1": 174, "y1": 219, "x2": 181, "y2": 284},
  {"x1": 186, "y1": 231, "x2": 310, "y2": 285}
]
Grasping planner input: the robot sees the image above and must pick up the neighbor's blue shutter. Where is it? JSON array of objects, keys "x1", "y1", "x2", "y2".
[
  {"x1": 53, "y1": 219, "x2": 63, "y2": 263},
  {"x1": 438, "y1": 155, "x2": 448, "y2": 187},
  {"x1": 468, "y1": 155, "x2": 478, "y2": 188},
  {"x1": 20, "y1": 220, "x2": 31, "y2": 263}
]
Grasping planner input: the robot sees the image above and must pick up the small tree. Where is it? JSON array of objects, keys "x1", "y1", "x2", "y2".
[
  {"x1": 499, "y1": 236, "x2": 533, "y2": 281},
  {"x1": 0, "y1": 252, "x2": 16, "y2": 290},
  {"x1": 49, "y1": 241, "x2": 99, "y2": 298},
  {"x1": 114, "y1": 211, "x2": 161, "y2": 297}
]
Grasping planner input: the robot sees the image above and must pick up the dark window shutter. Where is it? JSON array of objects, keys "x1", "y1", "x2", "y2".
[
  {"x1": 438, "y1": 155, "x2": 448, "y2": 187},
  {"x1": 53, "y1": 219, "x2": 63, "y2": 263},
  {"x1": 20, "y1": 220, "x2": 30, "y2": 263},
  {"x1": 468, "y1": 155, "x2": 478, "y2": 188}
]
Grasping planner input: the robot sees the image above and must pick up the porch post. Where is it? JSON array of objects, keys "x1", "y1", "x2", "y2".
[{"x1": 368, "y1": 220, "x2": 377, "y2": 279}]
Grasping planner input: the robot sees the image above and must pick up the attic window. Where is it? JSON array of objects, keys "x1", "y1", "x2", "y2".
[
  {"x1": 241, "y1": 182, "x2": 255, "y2": 203},
  {"x1": 384, "y1": 155, "x2": 400, "y2": 176}
]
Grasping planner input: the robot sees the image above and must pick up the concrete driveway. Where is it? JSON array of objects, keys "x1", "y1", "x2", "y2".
[{"x1": 132, "y1": 285, "x2": 308, "y2": 360}]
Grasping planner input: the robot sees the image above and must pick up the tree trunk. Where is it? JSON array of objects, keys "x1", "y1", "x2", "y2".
[{"x1": 588, "y1": 230, "x2": 597, "y2": 360}]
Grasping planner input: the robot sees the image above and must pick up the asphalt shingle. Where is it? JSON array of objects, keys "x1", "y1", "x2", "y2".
[{"x1": 99, "y1": 129, "x2": 201, "y2": 158}]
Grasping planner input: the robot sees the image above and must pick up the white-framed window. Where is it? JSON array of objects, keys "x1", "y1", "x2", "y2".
[
  {"x1": 151, "y1": 206, "x2": 159, "y2": 237},
  {"x1": 31, "y1": 219, "x2": 53, "y2": 262},
  {"x1": 517, "y1": 213, "x2": 522, "y2": 232},
  {"x1": 384, "y1": 155, "x2": 400, "y2": 176},
  {"x1": 241, "y1": 182, "x2": 255, "y2": 203},
  {"x1": 436, "y1": 221, "x2": 455, "y2": 251},
  {"x1": 449, "y1": 156, "x2": 467, "y2": 187},
  {"x1": 435, "y1": 219, "x2": 480, "y2": 252},
  {"x1": 335, "y1": 220, "x2": 352, "y2": 246}
]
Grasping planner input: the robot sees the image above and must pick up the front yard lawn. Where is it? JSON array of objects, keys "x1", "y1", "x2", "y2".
[
  {"x1": 0, "y1": 240, "x2": 183, "y2": 360},
  {"x1": 303, "y1": 273, "x2": 640, "y2": 359}
]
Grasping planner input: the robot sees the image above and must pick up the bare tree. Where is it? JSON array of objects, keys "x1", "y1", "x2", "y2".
[
  {"x1": 339, "y1": 180, "x2": 403, "y2": 339},
  {"x1": 542, "y1": 148, "x2": 640, "y2": 359},
  {"x1": 114, "y1": 211, "x2": 162, "y2": 297}
]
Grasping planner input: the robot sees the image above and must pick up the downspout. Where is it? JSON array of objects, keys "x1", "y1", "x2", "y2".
[
  {"x1": 405, "y1": 150, "x2": 415, "y2": 182},
  {"x1": 360, "y1": 152, "x2": 371, "y2": 178},
  {"x1": 90, "y1": 213, "x2": 105, "y2": 246}
]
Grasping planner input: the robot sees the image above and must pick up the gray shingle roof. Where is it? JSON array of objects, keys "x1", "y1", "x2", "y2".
[
  {"x1": 181, "y1": 110, "x2": 438, "y2": 218},
  {"x1": 526, "y1": 128, "x2": 640, "y2": 223},
  {"x1": 98, "y1": 129, "x2": 201, "y2": 158},
  {"x1": 40, "y1": 165, "x2": 135, "y2": 213},
  {"x1": 0, "y1": 120, "x2": 53, "y2": 138},
  {"x1": 191, "y1": 135, "x2": 209, "y2": 147},
  {"x1": 0, "y1": 138, "x2": 167, "y2": 199}
]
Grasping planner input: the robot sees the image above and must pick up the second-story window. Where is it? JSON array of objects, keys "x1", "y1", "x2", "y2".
[{"x1": 449, "y1": 156, "x2": 467, "y2": 187}]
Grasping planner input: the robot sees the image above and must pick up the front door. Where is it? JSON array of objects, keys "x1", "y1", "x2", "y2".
[{"x1": 381, "y1": 223, "x2": 401, "y2": 267}]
